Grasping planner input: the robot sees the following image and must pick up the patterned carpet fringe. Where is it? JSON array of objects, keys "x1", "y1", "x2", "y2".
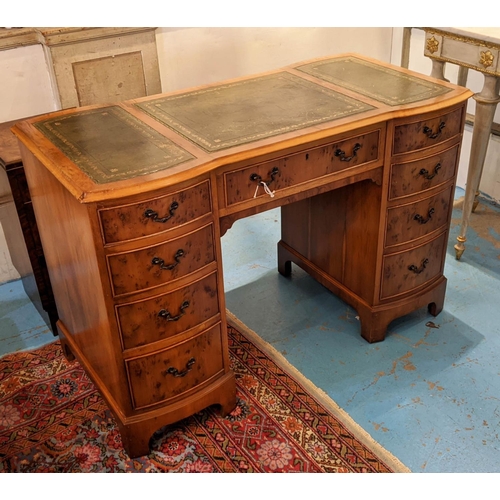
[{"x1": 0, "y1": 313, "x2": 409, "y2": 472}]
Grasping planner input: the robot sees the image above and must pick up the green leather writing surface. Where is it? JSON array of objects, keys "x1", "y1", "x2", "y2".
[
  {"x1": 135, "y1": 72, "x2": 374, "y2": 152},
  {"x1": 34, "y1": 106, "x2": 195, "y2": 184},
  {"x1": 297, "y1": 56, "x2": 451, "y2": 106}
]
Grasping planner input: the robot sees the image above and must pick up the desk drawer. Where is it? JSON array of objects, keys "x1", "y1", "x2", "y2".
[
  {"x1": 393, "y1": 106, "x2": 463, "y2": 155},
  {"x1": 98, "y1": 180, "x2": 211, "y2": 245},
  {"x1": 107, "y1": 223, "x2": 215, "y2": 297},
  {"x1": 223, "y1": 129, "x2": 381, "y2": 207},
  {"x1": 381, "y1": 232, "x2": 447, "y2": 300},
  {"x1": 385, "y1": 185, "x2": 454, "y2": 249},
  {"x1": 116, "y1": 272, "x2": 220, "y2": 350},
  {"x1": 389, "y1": 143, "x2": 459, "y2": 200},
  {"x1": 125, "y1": 323, "x2": 224, "y2": 409}
]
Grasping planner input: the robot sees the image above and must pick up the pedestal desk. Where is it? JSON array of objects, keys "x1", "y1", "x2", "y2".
[
  {"x1": 12, "y1": 53, "x2": 472, "y2": 457},
  {"x1": 422, "y1": 27, "x2": 500, "y2": 259}
]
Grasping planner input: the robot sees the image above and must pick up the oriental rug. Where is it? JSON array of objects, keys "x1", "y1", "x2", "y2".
[{"x1": 0, "y1": 313, "x2": 409, "y2": 473}]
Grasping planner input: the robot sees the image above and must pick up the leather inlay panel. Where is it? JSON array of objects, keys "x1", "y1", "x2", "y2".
[
  {"x1": 297, "y1": 56, "x2": 452, "y2": 106},
  {"x1": 34, "y1": 106, "x2": 195, "y2": 184},
  {"x1": 134, "y1": 72, "x2": 374, "y2": 152}
]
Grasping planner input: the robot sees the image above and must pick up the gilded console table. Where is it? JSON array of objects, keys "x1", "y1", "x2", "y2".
[
  {"x1": 12, "y1": 54, "x2": 471, "y2": 457},
  {"x1": 423, "y1": 27, "x2": 500, "y2": 260}
]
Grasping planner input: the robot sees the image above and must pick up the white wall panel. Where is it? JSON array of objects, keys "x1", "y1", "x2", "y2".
[
  {"x1": 155, "y1": 27, "x2": 394, "y2": 92},
  {"x1": 0, "y1": 44, "x2": 58, "y2": 122}
]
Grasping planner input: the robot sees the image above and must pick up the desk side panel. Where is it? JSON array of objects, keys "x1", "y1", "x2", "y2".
[
  {"x1": 18, "y1": 143, "x2": 129, "y2": 411},
  {"x1": 280, "y1": 178, "x2": 382, "y2": 304}
]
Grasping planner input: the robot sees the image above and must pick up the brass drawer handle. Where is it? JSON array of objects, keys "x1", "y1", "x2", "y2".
[
  {"x1": 158, "y1": 300, "x2": 190, "y2": 321},
  {"x1": 419, "y1": 163, "x2": 441, "y2": 180},
  {"x1": 165, "y1": 357, "x2": 196, "y2": 378},
  {"x1": 408, "y1": 258, "x2": 429, "y2": 274},
  {"x1": 423, "y1": 122, "x2": 445, "y2": 139},
  {"x1": 151, "y1": 249, "x2": 185, "y2": 271},
  {"x1": 414, "y1": 208, "x2": 435, "y2": 225},
  {"x1": 144, "y1": 201, "x2": 179, "y2": 223},
  {"x1": 334, "y1": 143, "x2": 362, "y2": 162}
]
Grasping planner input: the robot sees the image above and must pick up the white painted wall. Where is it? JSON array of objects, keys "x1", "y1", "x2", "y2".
[
  {"x1": 0, "y1": 43, "x2": 58, "y2": 122},
  {"x1": 155, "y1": 27, "x2": 394, "y2": 92},
  {"x1": 0, "y1": 43, "x2": 59, "y2": 283}
]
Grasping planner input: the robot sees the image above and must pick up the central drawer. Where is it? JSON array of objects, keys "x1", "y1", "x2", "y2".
[
  {"x1": 107, "y1": 223, "x2": 215, "y2": 297},
  {"x1": 125, "y1": 323, "x2": 225, "y2": 410},
  {"x1": 223, "y1": 128, "x2": 381, "y2": 207}
]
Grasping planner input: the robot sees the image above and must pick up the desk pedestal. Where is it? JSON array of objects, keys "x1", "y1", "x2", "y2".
[{"x1": 279, "y1": 180, "x2": 448, "y2": 343}]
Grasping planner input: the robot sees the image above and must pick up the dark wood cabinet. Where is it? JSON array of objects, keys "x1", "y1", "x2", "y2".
[{"x1": 0, "y1": 120, "x2": 59, "y2": 333}]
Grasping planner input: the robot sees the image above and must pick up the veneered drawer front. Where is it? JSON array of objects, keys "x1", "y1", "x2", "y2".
[
  {"x1": 116, "y1": 272, "x2": 220, "y2": 350},
  {"x1": 107, "y1": 223, "x2": 215, "y2": 297},
  {"x1": 385, "y1": 185, "x2": 454, "y2": 249},
  {"x1": 381, "y1": 232, "x2": 447, "y2": 300},
  {"x1": 126, "y1": 323, "x2": 224, "y2": 409},
  {"x1": 393, "y1": 106, "x2": 463, "y2": 155},
  {"x1": 389, "y1": 143, "x2": 459, "y2": 200},
  {"x1": 99, "y1": 180, "x2": 211, "y2": 245},
  {"x1": 224, "y1": 129, "x2": 381, "y2": 207}
]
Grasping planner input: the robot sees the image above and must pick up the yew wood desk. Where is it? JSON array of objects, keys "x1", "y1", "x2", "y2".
[{"x1": 12, "y1": 53, "x2": 472, "y2": 457}]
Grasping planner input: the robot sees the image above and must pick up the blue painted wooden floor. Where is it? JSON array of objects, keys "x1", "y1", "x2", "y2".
[{"x1": 1, "y1": 187, "x2": 499, "y2": 473}]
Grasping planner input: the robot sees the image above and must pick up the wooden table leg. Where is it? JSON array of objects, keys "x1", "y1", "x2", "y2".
[{"x1": 455, "y1": 74, "x2": 500, "y2": 260}]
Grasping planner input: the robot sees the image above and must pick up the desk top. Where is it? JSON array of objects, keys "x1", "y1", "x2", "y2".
[{"x1": 12, "y1": 53, "x2": 472, "y2": 203}]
